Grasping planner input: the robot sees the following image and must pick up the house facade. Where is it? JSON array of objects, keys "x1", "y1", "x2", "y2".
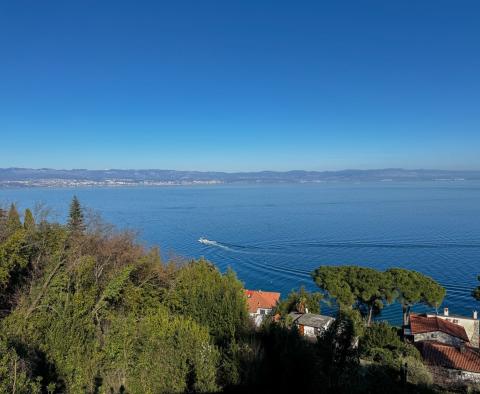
[
  {"x1": 288, "y1": 311, "x2": 335, "y2": 338},
  {"x1": 404, "y1": 313, "x2": 470, "y2": 347},
  {"x1": 245, "y1": 289, "x2": 280, "y2": 327},
  {"x1": 426, "y1": 308, "x2": 479, "y2": 348},
  {"x1": 406, "y1": 308, "x2": 480, "y2": 384}
]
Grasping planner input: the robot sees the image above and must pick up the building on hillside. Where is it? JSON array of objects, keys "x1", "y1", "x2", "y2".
[
  {"x1": 289, "y1": 311, "x2": 335, "y2": 339},
  {"x1": 405, "y1": 308, "x2": 480, "y2": 384},
  {"x1": 245, "y1": 289, "x2": 280, "y2": 327},
  {"x1": 404, "y1": 313, "x2": 470, "y2": 347},
  {"x1": 417, "y1": 341, "x2": 480, "y2": 383},
  {"x1": 426, "y1": 308, "x2": 479, "y2": 348}
]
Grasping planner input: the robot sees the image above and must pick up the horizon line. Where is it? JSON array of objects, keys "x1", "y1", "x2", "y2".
[{"x1": 2, "y1": 167, "x2": 480, "y2": 173}]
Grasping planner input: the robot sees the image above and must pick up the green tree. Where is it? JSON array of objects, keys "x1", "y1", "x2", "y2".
[
  {"x1": 67, "y1": 195, "x2": 85, "y2": 234},
  {"x1": 359, "y1": 321, "x2": 420, "y2": 364},
  {"x1": 0, "y1": 337, "x2": 41, "y2": 394},
  {"x1": 276, "y1": 286, "x2": 322, "y2": 315},
  {"x1": 23, "y1": 208, "x2": 35, "y2": 232},
  {"x1": 252, "y1": 321, "x2": 324, "y2": 393},
  {"x1": 166, "y1": 259, "x2": 249, "y2": 344},
  {"x1": 0, "y1": 230, "x2": 30, "y2": 309},
  {"x1": 312, "y1": 266, "x2": 394, "y2": 325},
  {"x1": 473, "y1": 275, "x2": 480, "y2": 302},
  {"x1": 6, "y1": 203, "x2": 22, "y2": 236},
  {"x1": 165, "y1": 259, "x2": 249, "y2": 387},
  {"x1": 317, "y1": 310, "x2": 361, "y2": 391},
  {"x1": 103, "y1": 308, "x2": 219, "y2": 393},
  {"x1": 386, "y1": 268, "x2": 445, "y2": 326}
]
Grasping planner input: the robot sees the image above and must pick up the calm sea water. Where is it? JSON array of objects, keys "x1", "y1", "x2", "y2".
[{"x1": 1, "y1": 182, "x2": 479, "y2": 324}]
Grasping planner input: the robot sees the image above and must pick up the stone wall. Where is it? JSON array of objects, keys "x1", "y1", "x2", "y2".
[{"x1": 414, "y1": 331, "x2": 465, "y2": 347}]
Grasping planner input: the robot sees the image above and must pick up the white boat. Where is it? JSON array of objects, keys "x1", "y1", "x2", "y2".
[{"x1": 198, "y1": 237, "x2": 215, "y2": 245}]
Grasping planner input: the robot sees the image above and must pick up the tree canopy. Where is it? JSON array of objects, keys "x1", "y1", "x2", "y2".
[
  {"x1": 276, "y1": 286, "x2": 323, "y2": 315},
  {"x1": 386, "y1": 268, "x2": 445, "y2": 326},
  {"x1": 312, "y1": 266, "x2": 394, "y2": 325},
  {"x1": 312, "y1": 266, "x2": 445, "y2": 326}
]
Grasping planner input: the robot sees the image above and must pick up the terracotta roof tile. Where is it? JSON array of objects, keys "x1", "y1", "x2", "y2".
[
  {"x1": 410, "y1": 314, "x2": 469, "y2": 342},
  {"x1": 418, "y1": 341, "x2": 480, "y2": 373},
  {"x1": 245, "y1": 290, "x2": 280, "y2": 313}
]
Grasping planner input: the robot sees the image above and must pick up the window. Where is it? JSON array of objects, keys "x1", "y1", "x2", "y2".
[
  {"x1": 453, "y1": 319, "x2": 459, "y2": 324},
  {"x1": 431, "y1": 333, "x2": 437, "y2": 338},
  {"x1": 260, "y1": 309, "x2": 266, "y2": 315}
]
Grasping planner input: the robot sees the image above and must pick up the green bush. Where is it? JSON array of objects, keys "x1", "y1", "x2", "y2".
[
  {"x1": 0, "y1": 338, "x2": 41, "y2": 394},
  {"x1": 360, "y1": 321, "x2": 420, "y2": 361},
  {"x1": 402, "y1": 356, "x2": 433, "y2": 386}
]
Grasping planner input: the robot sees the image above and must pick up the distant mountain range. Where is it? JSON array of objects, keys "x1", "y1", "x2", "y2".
[{"x1": 1, "y1": 168, "x2": 479, "y2": 187}]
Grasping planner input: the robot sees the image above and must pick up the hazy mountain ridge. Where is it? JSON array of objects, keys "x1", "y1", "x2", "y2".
[{"x1": 1, "y1": 168, "x2": 479, "y2": 187}]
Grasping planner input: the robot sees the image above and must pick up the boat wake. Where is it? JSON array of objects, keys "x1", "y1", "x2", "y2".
[
  {"x1": 197, "y1": 236, "x2": 480, "y2": 257},
  {"x1": 198, "y1": 237, "x2": 234, "y2": 251}
]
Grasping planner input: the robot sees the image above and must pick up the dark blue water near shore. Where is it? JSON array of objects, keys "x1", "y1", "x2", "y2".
[{"x1": 2, "y1": 182, "x2": 479, "y2": 325}]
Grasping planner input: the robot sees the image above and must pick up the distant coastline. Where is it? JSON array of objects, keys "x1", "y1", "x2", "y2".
[{"x1": 1, "y1": 167, "x2": 479, "y2": 188}]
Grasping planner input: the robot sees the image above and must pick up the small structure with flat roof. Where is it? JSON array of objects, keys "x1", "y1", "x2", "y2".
[{"x1": 289, "y1": 311, "x2": 335, "y2": 338}]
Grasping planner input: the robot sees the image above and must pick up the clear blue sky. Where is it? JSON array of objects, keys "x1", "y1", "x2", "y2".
[{"x1": 1, "y1": 1, "x2": 479, "y2": 171}]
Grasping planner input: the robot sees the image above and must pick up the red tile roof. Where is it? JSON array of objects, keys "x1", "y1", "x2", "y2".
[
  {"x1": 410, "y1": 314, "x2": 469, "y2": 342},
  {"x1": 417, "y1": 341, "x2": 480, "y2": 373},
  {"x1": 245, "y1": 290, "x2": 280, "y2": 313}
]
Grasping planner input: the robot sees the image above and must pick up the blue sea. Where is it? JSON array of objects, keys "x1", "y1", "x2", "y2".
[{"x1": 1, "y1": 182, "x2": 479, "y2": 325}]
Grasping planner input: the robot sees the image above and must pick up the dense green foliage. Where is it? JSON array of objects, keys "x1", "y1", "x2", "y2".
[
  {"x1": 312, "y1": 266, "x2": 445, "y2": 326},
  {"x1": 359, "y1": 322, "x2": 420, "y2": 363},
  {"x1": 312, "y1": 266, "x2": 394, "y2": 325},
  {"x1": 0, "y1": 199, "x2": 233, "y2": 393},
  {"x1": 275, "y1": 286, "x2": 323, "y2": 316},
  {"x1": 0, "y1": 198, "x2": 446, "y2": 393},
  {"x1": 23, "y1": 208, "x2": 35, "y2": 232},
  {"x1": 6, "y1": 203, "x2": 22, "y2": 236},
  {"x1": 68, "y1": 195, "x2": 85, "y2": 234},
  {"x1": 0, "y1": 336, "x2": 42, "y2": 394},
  {"x1": 166, "y1": 261, "x2": 249, "y2": 344},
  {"x1": 387, "y1": 268, "x2": 446, "y2": 326}
]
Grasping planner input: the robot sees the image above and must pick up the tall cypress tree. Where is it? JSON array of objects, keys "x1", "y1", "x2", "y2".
[
  {"x1": 24, "y1": 208, "x2": 36, "y2": 232},
  {"x1": 68, "y1": 196, "x2": 85, "y2": 234},
  {"x1": 6, "y1": 203, "x2": 22, "y2": 235}
]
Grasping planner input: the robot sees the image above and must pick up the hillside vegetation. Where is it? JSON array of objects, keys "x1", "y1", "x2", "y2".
[{"x1": 0, "y1": 199, "x2": 450, "y2": 393}]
